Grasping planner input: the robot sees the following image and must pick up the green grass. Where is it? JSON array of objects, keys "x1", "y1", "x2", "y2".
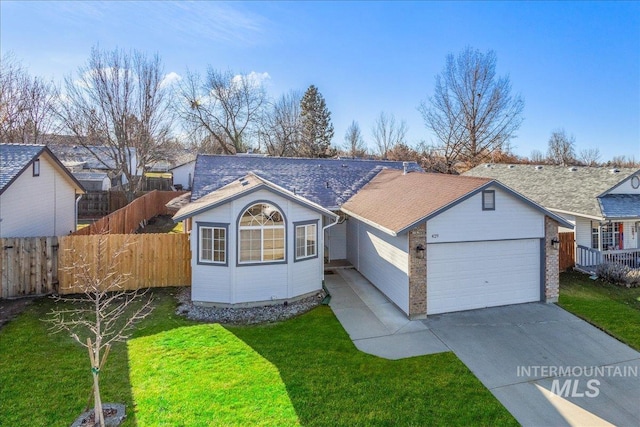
[
  {"x1": 0, "y1": 289, "x2": 516, "y2": 426},
  {"x1": 559, "y1": 271, "x2": 640, "y2": 350}
]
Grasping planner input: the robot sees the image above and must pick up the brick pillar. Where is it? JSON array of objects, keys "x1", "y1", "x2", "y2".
[
  {"x1": 408, "y1": 223, "x2": 427, "y2": 318},
  {"x1": 545, "y1": 216, "x2": 559, "y2": 303}
]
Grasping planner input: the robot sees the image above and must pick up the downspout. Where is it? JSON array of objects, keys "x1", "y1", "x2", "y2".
[
  {"x1": 321, "y1": 214, "x2": 341, "y2": 304},
  {"x1": 75, "y1": 194, "x2": 82, "y2": 233}
]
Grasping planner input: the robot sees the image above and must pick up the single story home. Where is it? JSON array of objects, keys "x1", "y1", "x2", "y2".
[
  {"x1": 0, "y1": 144, "x2": 85, "y2": 238},
  {"x1": 465, "y1": 164, "x2": 640, "y2": 273},
  {"x1": 174, "y1": 155, "x2": 570, "y2": 318}
]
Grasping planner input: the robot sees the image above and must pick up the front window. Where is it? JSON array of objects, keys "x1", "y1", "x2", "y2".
[
  {"x1": 239, "y1": 203, "x2": 285, "y2": 263},
  {"x1": 295, "y1": 223, "x2": 317, "y2": 260},
  {"x1": 591, "y1": 222, "x2": 623, "y2": 250},
  {"x1": 199, "y1": 224, "x2": 227, "y2": 264}
]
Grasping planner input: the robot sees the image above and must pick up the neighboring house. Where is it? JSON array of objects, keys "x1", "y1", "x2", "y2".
[
  {"x1": 49, "y1": 144, "x2": 139, "y2": 188},
  {"x1": 174, "y1": 155, "x2": 570, "y2": 318},
  {"x1": 73, "y1": 172, "x2": 111, "y2": 191},
  {"x1": 464, "y1": 164, "x2": 640, "y2": 272},
  {"x1": 170, "y1": 160, "x2": 195, "y2": 190},
  {"x1": 0, "y1": 144, "x2": 85, "y2": 238}
]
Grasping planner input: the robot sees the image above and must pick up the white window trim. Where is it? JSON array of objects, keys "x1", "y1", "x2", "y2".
[
  {"x1": 198, "y1": 224, "x2": 227, "y2": 265},
  {"x1": 237, "y1": 202, "x2": 286, "y2": 265},
  {"x1": 295, "y1": 223, "x2": 317, "y2": 261},
  {"x1": 482, "y1": 190, "x2": 495, "y2": 211}
]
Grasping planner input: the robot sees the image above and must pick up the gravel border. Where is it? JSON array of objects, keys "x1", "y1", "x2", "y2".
[{"x1": 175, "y1": 287, "x2": 327, "y2": 325}]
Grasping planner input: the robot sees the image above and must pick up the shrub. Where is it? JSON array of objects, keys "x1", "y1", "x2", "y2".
[{"x1": 596, "y1": 263, "x2": 640, "y2": 288}]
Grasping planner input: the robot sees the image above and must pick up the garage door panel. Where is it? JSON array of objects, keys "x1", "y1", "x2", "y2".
[{"x1": 427, "y1": 239, "x2": 540, "y2": 315}]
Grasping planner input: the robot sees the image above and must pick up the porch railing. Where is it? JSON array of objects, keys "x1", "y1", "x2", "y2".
[{"x1": 576, "y1": 245, "x2": 640, "y2": 273}]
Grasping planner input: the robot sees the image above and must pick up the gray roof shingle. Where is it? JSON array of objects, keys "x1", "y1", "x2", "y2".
[
  {"x1": 191, "y1": 155, "x2": 423, "y2": 209},
  {"x1": 0, "y1": 144, "x2": 45, "y2": 192},
  {"x1": 464, "y1": 164, "x2": 638, "y2": 218},
  {"x1": 598, "y1": 194, "x2": 640, "y2": 219},
  {"x1": 49, "y1": 145, "x2": 135, "y2": 171}
]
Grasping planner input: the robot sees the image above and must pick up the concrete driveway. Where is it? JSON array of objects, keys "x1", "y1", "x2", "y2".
[{"x1": 326, "y1": 269, "x2": 640, "y2": 426}]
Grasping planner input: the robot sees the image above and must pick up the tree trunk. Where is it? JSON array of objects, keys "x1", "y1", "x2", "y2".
[{"x1": 92, "y1": 370, "x2": 105, "y2": 427}]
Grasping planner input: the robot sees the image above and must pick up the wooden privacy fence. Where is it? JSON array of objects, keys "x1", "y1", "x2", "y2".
[
  {"x1": 58, "y1": 234, "x2": 191, "y2": 294},
  {"x1": 0, "y1": 237, "x2": 59, "y2": 298},
  {"x1": 559, "y1": 232, "x2": 575, "y2": 271},
  {"x1": 1, "y1": 234, "x2": 191, "y2": 298},
  {"x1": 74, "y1": 190, "x2": 187, "y2": 235}
]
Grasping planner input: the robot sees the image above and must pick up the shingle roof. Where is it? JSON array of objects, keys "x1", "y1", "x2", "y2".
[
  {"x1": 174, "y1": 173, "x2": 337, "y2": 221},
  {"x1": 49, "y1": 145, "x2": 135, "y2": 171},
  {"x1": 0, "y1": 144, "x2": 46, "y2": 191},
  {"x1": 464, "y1": 164, "x2": 638, "y2": 218},
  {"x1": 598, "y1": 195, "x2": 640, "y2": 219},
  {"x1": 341, "y1": 169, "x2": 492, "y2": 234},
  {"x1": 191, "y1": 155, "x2": 423, "y2": 209}
]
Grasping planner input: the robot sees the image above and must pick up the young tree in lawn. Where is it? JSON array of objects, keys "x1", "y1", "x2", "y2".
[
  {"x1": 419, "y1": 47, "x2": 524, "y2": 171},
  {"x1": 0, "y1": 52, "x2": 58, "y2": 144},
  {"x1": 57, "y1": 46, "x2": 174, "y2": 201},
  {"x1": 343, "y1": 120, "x2": 367, "y2": 158},
  {"x1": 299, "y1": 85, "x2": 335, "y2": 157},
  {"x1": 46, "y1": 237, "x2": 153, "y2": 427}
]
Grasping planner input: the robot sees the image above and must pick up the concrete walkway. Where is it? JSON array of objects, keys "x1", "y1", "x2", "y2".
[
  {"x1": 325, "y1": 268, "x2": 448, "y2": 359},
  {"x1": 326, "y1": 268, "x2": 640, "y2": 426}
]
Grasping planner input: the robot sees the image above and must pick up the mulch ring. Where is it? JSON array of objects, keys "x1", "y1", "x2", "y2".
[{"x1": 0, "y1": 297, "x2": 34, "y2": 330}]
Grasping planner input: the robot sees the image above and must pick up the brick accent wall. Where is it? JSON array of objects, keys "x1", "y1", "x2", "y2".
[
  {"x1": 408, "y1": 223, "x2": 427, "y2": 318},
  {"x1": 545, "y1": 216, "x2": 560, "y2": 303}
]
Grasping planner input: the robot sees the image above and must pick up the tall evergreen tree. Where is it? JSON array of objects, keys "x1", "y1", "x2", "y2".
[{"x1": 299, "y1": 85, "x2": 334, "y2": 157}]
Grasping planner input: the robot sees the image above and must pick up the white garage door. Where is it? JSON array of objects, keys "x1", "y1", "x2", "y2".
[{"x1": 427, "y1": 239, "x2": 541, "y2": 315}]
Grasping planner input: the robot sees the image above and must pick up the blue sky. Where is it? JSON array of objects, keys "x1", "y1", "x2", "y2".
[{"x1": 2, "y1": 1, "x2": 638, "y2": 161}]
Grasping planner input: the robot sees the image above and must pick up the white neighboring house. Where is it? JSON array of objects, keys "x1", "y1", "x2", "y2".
[
  {"x1": 465, "y1": 164, "x2": 640, "y2": 273},
  {"x1": 174, "y1": 155, "x2": 570, "y2": 318},
  {"x1": 0, "y1": 144, "x2": 85, "y2": 238},
  {"x1": 170, "y1": 160, "x2": 195, "y2": 190}
]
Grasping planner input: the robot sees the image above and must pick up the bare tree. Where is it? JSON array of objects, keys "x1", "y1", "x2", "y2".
[
  {"x1": 371, "y1": 112, "x2": 408, "y2": 159},
  {"x1": 419, "y1": 47, "x2": 524, "y2": 170},
  {"x1": 176, "y1": 69, "x2": 267, "y2": 154},
  {"x1": 343, "y1": 120, "x2": 367, "y2": 158},
  {"x1": 258, "y1": 90, "x2": 302, "y2": 156},
  {"x1": 530, "y1": 149, "x2": 546, "y2": 164},
  {"x1": 578, "y1": 148, "x2": 601, "y2": 166},
  {"x1": 57, "y1": 46, "x2": 173, "y2": 200},
  {"x1": 607, "y1": 155, "x2": 640, "y2": 168},
  {"x1": 0, "y1": 53, "x2": 58, "y2": 143},
  {"x1": 46, "y1": 237, "x2": 153, "y2": 427},
  {"x1": 547, "y1": 128, "x2": 576, "y2": 166}
]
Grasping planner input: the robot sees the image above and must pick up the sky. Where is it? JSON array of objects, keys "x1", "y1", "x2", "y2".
[{"x1": 1, "y1": 1, "x2": 639, "y2": 161}]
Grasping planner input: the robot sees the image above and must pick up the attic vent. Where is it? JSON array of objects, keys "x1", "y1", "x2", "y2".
[
  {"x1": 610, "y1": 168, "x2": 620, "y2": 174},
  {"x1": 485, "y1": 163, "x2": 492, "y2": 168},
  {"x1": 325, "y1": 181, "x2": 330, "y2": 188},
  {"x1": 342, "y1": 164, "x2": 348, "y2": 168},
  {"x1": 508, "y1": 165, "x2": 516, "y2": 169},
  {"x1": 535, "y1": 165, "x2": 543, "y2": 170},
  {"x1": 568, "y1": 166, "x2": 578, "y2": 172},
  {"x1": 241, "y1": 181, "x2": 249, "y2": 186}
]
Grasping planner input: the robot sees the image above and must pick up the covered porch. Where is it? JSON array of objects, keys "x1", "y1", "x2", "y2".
[{"x1": 576, "y1": 245, "x2": 640, "y2": 274}]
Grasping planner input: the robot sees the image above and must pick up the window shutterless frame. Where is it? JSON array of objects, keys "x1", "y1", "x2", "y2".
[
  {"x1": 237, "y1": 201, "x2": 287, "y2": 266},
  {"x1": 482, "y1": 190, "x2": 495, "y2": 211},
  {"x1": 33, "y1": 159, "x2": 40, "y2": 177},
  {"x1": 196, "y1": 222, "x2": 228, "y2": 266},
  {"x1": 294, "y1": 220, "x2": 319, "y2": 262}
]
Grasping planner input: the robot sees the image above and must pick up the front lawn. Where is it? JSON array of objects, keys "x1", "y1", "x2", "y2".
[
  {"x1": 0, "y1": 289, "x2": 515, "y2": 426},
  {"x1": 559, "y1": 271, "x2": 640, "y2": 350}
]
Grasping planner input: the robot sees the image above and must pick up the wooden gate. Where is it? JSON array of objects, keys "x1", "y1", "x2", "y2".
[
  {"x1": 559, "y1": 232, "x2": 575, "y2": 271},
  {"x1": 0, "y1": 237, "x2": 59, "y2": 298}
]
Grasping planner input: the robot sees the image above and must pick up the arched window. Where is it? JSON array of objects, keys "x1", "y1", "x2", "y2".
[{"x1": 238, "y1": 203, "x2": 285, "y2": 263}]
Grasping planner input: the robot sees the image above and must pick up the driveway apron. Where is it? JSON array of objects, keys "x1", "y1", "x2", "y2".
[{"x1": 326, "y1": 268, "x2": 640, "y2": 426}]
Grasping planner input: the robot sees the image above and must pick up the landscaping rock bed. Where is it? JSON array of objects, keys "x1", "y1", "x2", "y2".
[{"x1": 175, "y1": 287, "x2": 325, "y2": 325}]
